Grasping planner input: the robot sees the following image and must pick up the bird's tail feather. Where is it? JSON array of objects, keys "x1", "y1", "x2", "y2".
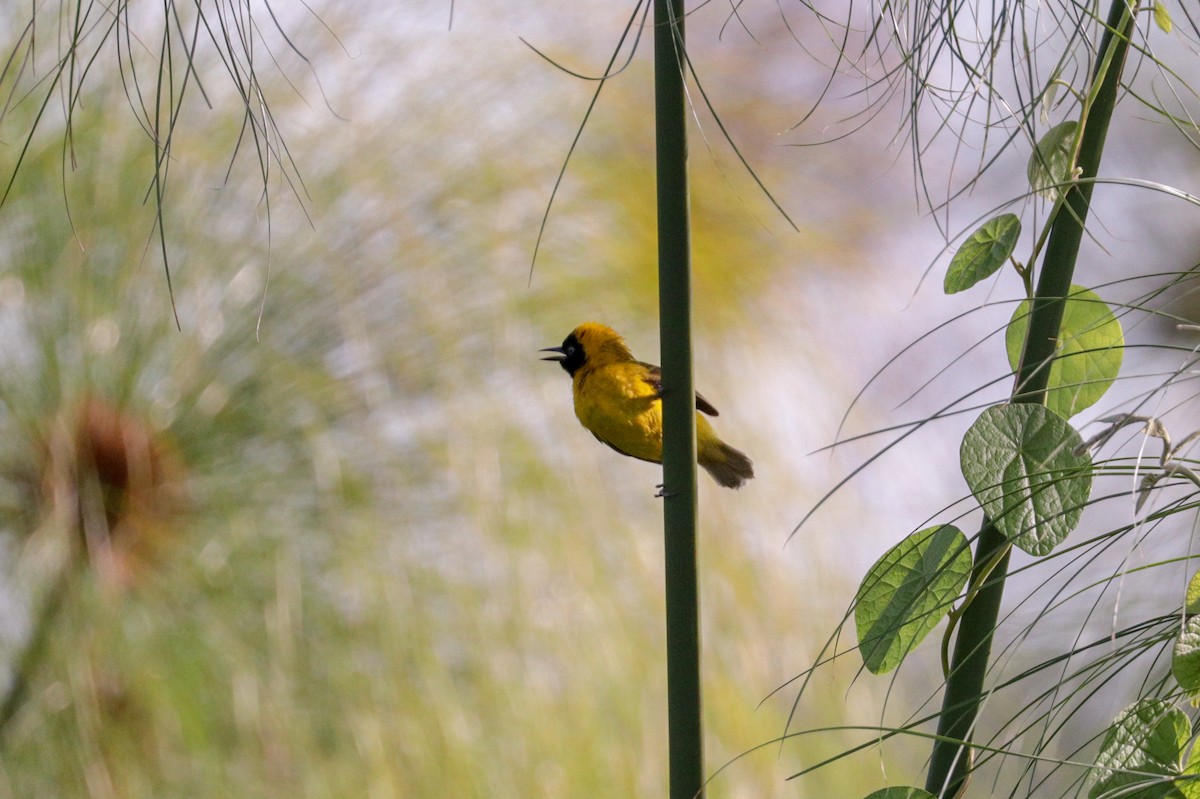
[{"x1": 700, "y1": 442, "x2": 754, "y2": 489}]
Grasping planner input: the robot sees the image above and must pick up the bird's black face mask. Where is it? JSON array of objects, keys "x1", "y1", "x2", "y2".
[{"x1": 540, "y1": 333, "x2": 586, "y2": 376}]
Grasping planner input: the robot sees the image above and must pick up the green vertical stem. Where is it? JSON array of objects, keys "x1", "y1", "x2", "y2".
[
  {"x1": 924, "y1": 2, "x2": 1136, "y2": 796},
  {"x1": 654, "y1": 0, "x2": 703, "y2": 797}
]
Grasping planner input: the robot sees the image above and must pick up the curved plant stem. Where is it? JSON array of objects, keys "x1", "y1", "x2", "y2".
[{"x1": 924, "y1": 1, "x2": 1138, "y2": 796}]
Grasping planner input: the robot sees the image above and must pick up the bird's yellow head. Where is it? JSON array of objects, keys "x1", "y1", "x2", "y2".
[{"x1": 540, "y1": 322, "x2": 634, "y2": 377}]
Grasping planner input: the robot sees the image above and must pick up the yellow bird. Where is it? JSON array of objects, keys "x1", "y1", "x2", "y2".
[{"x1": 541, "y1": 322, "x2": 754, "y2": 488}]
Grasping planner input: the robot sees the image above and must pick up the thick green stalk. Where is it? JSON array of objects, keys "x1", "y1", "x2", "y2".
[
  {"x1": 654, "y1": 0, "x2": 703, "y2": 797},
  {"x1": 924, "y1": 2, "x2": 1136, "y2": 796}
]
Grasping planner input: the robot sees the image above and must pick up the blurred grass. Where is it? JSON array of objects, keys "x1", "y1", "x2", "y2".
[{"x1": 0, "y1": 5, "x2": 928, "y2": 797}]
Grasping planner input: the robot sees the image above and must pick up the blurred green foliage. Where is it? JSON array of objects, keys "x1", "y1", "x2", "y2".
[{"x1": 0, "y1": 6, "x2": 917, "y2": 797}]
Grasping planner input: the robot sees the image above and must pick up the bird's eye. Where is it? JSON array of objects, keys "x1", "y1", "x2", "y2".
[{"x1": 567, "y1": 345, "x2": 576, "y2": 356}]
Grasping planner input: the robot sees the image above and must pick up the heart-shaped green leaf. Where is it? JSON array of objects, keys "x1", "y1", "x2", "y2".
[
  {"x1": 1089, "y1": 699, "x2": 1191, "y2": 799},
  {"x1": 1173, "y1": 616, "x2": 1200, "y2": 703},
  {"x1": 944, "y1": 214, "x2": 1022, "y2": 294},
  {"x1": 1187, "y1": 570, "x2": 1200, "y2": 615},
  {"x1": 855, "y1": 525, "x2": 971, "y2": 675},
  {"x1": 1028, "y1": 119, "x2": 1079, "y2": 199},
  {"x1": 961, "y1": 404, "x2": 1092, "y2": 556},
  {"x1": 1006, "y1": 285, "x2": 1123, "y2": 418},
  {"x1": 1181, "y1": 743, "x2": 1200, "y2": 799}
]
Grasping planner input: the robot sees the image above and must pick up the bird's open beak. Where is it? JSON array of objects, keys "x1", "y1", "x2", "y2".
[{"x1": 539, "y1": 346, "x2": 567, "y2": 362}]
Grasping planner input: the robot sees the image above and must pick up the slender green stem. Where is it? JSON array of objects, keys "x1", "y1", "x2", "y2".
[
  {"x1": 654, "y1": 0, "x2": 703, "y2": 796},
  {"x1": 940, "y1": 538, "x2": 1012, "y2": 677},
  {"x1": 924, "y1": 2, "x2": 1137, "y2": 796}
]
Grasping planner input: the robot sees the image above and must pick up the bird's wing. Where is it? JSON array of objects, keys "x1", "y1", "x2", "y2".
[{"x1": 640, "y1": 362, "x2": 719, "y2": 417}]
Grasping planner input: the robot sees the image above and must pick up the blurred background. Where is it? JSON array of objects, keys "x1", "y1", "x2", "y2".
[{"x1": 0, "y1": 0, "x2": 1198, "y2": 796}]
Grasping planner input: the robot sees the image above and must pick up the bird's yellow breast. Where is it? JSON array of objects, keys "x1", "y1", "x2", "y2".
[{"x1": 573, "y1": 362, "x2": 664, "y2": 463}]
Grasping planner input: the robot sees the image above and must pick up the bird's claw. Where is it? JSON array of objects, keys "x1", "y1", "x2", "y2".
[{"x1": 654, "y1": 483, "x2": 676, "y2": 499}]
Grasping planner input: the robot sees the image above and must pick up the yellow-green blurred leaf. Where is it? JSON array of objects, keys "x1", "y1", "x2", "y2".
[
  {"x1": 1155, "y1": 0, "x2": 1173, "y2": 33},
  {"x1": 1028, "y1": 120, "x2": 1079, "y2": 199},
  {"x1": 1005, "y1": 285, "x2": 1124, "y2": 418}
]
